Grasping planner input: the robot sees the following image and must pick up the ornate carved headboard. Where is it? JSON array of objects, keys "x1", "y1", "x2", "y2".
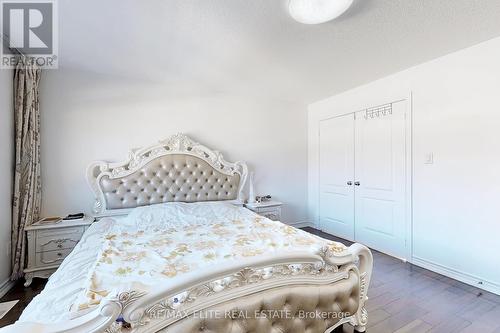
[{"x1": 87, "y1": 134, "x2": 248, "y2": 215}]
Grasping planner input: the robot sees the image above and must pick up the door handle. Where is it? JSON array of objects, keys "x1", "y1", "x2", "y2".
[
  {"x1": 347, "y1": 181, "x2": 353, "y2": 186},
  {"x1": 354, "y1": 181, "x2": 360, "y2": 186}
]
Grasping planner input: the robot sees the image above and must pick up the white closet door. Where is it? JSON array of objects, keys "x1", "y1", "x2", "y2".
[
  {"x1": 354, "y1": 101, "x2": 407, "y2": 258},
  {"x1": 319, "y1": 114, "x2": 355, "y2": 241}
]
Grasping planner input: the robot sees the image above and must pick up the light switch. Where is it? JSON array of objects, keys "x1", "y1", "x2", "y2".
[{"x1": 424, "y1": 153, "x2": 434, "y2": 164}]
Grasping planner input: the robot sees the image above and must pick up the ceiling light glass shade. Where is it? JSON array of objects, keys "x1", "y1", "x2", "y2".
[{"x1": 288, "y1": 0, "x2": 354, "y2": 24}]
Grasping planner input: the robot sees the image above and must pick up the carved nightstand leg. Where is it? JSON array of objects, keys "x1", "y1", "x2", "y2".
[{"x1": 24, "y1": 273, "x2": 34, "y2": 287}]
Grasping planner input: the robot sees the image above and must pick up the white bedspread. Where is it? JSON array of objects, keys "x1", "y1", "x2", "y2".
[
  {"x1": 19, "y1": 202, "x2": 345, "y2": 324},
  {"x1": 19, "y1": 216, "x2": 119, "y2": 323}
]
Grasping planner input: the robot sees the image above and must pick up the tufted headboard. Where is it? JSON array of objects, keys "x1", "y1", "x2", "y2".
[{"x1": 87, "y1": 134, "x2": 248, "y2": 216}]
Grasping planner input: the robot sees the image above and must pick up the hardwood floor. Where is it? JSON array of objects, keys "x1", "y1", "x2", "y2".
[
  {"x1": 303, "y1": 227, "x2": 500, "y2": 333},
  {"x1": 0, "y1": 278, "x2": 45, "y2": 327},
  {"x1": 1, "y1": 227, "x2": 499, "y2": 332}
]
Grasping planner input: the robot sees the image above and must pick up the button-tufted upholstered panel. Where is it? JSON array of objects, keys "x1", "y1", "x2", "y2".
[
  {"x1": 159, "y1": 273, "x2": 360, "y2": 333},
  {"x1": 100, "y1": 154, "x2": 241, "y2": 210}
]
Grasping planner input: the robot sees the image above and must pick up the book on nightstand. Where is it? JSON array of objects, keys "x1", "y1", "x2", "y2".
[{"x1": 32, "y1": 216, "x2": 63, "y2": 226}]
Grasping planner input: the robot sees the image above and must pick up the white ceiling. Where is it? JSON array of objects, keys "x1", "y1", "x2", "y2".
[{"x1": 59, "y1": 0, "x2": 500, "y2": 104}]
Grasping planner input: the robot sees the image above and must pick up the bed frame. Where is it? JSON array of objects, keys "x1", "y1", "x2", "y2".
[{"x1": 6, "y1": 134, "x2": 373, "y2": 333}]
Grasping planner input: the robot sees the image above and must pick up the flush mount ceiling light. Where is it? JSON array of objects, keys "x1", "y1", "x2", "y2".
[{"x1": 288, "y1": 0, "x2": 354, "y2": 24}]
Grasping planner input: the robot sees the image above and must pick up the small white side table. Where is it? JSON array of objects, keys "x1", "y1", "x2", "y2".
[{"x1": 24, "y1": 217, "x2": 93, "y2": 287}]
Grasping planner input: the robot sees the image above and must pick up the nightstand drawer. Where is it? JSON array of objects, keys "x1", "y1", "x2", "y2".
[
  {"x1": 36, "y1": 226, "x2": 84, "y2": 238},
  {"x1": 256, "y1": 206, "x2": 281, "y2": 221},
  {"x1": 245, "y1": 201, "x2": 283, "y2": 222},
  {"x1": 36, "y1": 235, "x2": 80, "y2": 252},
  {"x1": 35, "y1": 248, "x2": 73, "y2": 267},
  {"x1": 256, "y1": 206, "x2": 281, "y2": 213},
  {"x1": 261, "y1": 210, "x2": 281, "y2": 221}
]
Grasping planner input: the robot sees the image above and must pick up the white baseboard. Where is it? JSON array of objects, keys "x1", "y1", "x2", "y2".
[
  {"x1": 290, "y1": 221, "x2": 315, "y2": 228},
  {"x1": 412, "y1": 256, "x2": 500, "y2": 296},
  {"x1": 0, "y1": 278, "x2": 15, "y2": 299}
]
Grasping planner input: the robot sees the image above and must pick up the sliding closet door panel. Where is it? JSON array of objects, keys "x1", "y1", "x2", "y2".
[
  {"x1": 319, "y1": 114, "x2": 355, "y2": 241},
  {"x1": 354, "y1": 101, "x2": 407, "y2": 258}
]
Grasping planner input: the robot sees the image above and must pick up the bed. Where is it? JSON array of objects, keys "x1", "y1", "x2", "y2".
[{"x1": 3, "y1": 134, "x2": 373, "y2": 333}]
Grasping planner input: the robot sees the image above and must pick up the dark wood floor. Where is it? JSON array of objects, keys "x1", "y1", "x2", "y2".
[
  {"x1": 1, "y1": 227, "x2": 500, "y2": 332},
  {"x1": 0, "y1": 278, "x2": 45, "y2": 327},
  {"x1": 304, "y1": 227, "x2": 500, "y2": 333}
]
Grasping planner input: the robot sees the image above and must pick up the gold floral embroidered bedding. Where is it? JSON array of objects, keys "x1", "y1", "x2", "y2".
[{"x1": 74, "y1": 202, "x2": 346, "y2": 313}]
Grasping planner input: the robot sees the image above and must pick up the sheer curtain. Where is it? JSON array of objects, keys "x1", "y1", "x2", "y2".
[{"x1": 10, "y1": 60, "x2": 42, "y2": 280}]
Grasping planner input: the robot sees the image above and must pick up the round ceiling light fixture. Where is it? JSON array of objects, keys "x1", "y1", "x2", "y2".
[{"x1": 288, "y1": 0, "x2": 354, "y2": 24}]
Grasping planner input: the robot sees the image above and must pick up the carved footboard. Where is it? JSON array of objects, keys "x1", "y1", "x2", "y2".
[
  {"x1": 1, "y1": 244, "x2": 372, "y2": 333},
  {"x1": 159, "y1": 279, "x2": 360, "y2": 333},
  {"x1": 112, "y1": 244, "x2": 372, "y2": 333}
]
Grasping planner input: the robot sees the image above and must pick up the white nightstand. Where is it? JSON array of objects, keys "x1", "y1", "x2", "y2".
[
  {"x1": 245, "y1": 201, "x2": 282, "y2": 221},
  {"x1": 24, "y1": 217, "x2": 93, "y2": 287}
]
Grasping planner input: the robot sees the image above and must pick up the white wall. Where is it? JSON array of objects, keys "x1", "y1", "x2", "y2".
[
  {"x1": 309, "y1": 37, "x2": 500, "y2": 294},
  {"x1": 0, "y1": 70, "x2": 13, "y2": 285},
  {"x1": 40, "y1": 70, "x2": 308, "y2": 225}
]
